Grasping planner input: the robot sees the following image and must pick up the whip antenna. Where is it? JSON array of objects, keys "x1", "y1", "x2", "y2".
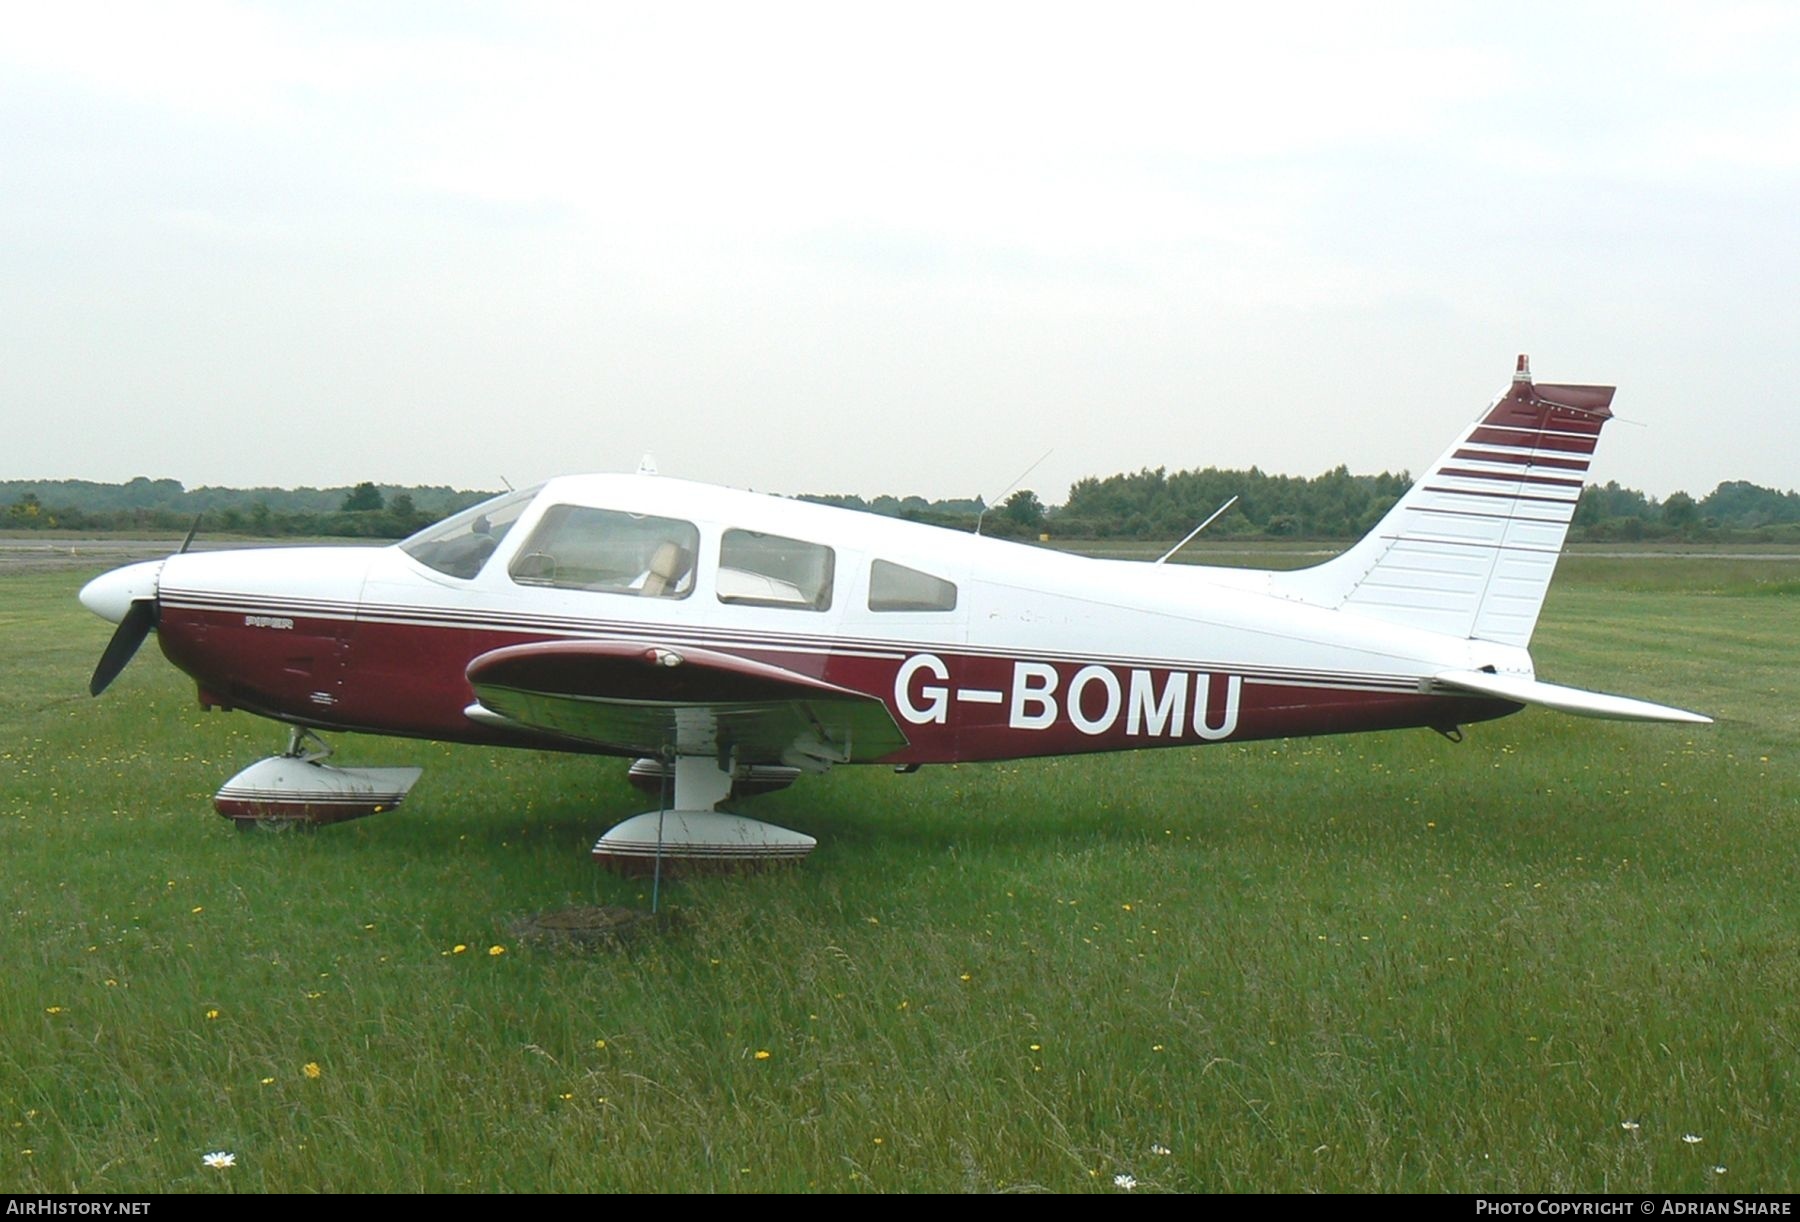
[{"x1": 975, "y1": 448, "x2": 1053, "y2": 537}]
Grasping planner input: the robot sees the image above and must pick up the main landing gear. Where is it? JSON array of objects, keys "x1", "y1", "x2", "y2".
[
  {"x1": 210, "y1": 727, "x2": 812, "y2": 869},
  {"x1": 591, "y1": 751, "x2": 816, "y2": 873}
]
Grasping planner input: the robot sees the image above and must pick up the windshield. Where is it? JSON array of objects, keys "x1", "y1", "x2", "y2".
[{"x1": 399, "y1": 486, "x2": 540, "y2": 579}]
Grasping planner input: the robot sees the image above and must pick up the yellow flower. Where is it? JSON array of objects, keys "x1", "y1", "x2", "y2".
[
  {"x1": 754, "y1": 1049, "x2": 771, "y2": 1060},
  {"x1": 205, "y1": 1009, "x2": 220, "y2": 1020},
  {"x1": 259, "y1": 1078, "x2": 275, "y2": 1086},
  {"x1": 488, "y1": 945, "x2": 505, "y2": 957},
  {"x1": 594, "y1": 1039, "x2": 607, "y2": 1050},
  {"x1": 302, "y1": 1062, "x2": 322, "y2": 1080},
  {"x1": 44, "y1": 1006, "x2": 62, "y2": 1015},
  {"x1": 452, "y1": 945, "x2": 467, "y2": 955}
]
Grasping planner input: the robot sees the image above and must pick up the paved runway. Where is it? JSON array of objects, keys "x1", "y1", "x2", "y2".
[{"x1": 0, "y1": 538, "x2": 367, "y2": 573}]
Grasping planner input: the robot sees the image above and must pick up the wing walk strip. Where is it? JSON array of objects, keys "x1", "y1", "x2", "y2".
[{"x1": 160, "y1": 590, "x2": 1470, "y2": 697}]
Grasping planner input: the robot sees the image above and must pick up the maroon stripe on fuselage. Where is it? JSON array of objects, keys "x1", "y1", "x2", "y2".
[
  {"x1": 160, "y1": 592, "x2": 1433, "y2": 685},
  {"x1": 155, "y1": 606, "x2": 1522, "y2": 766}
]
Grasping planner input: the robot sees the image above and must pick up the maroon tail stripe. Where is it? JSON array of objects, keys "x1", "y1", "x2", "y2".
[
  {"x1": 1436, "y1": 466, "x2": 1587, "y2": 489},
  {"x1": 1472, "y1": 422, "x2": 1604, "y2": 443},
  {"x1": 1482, "y1": 405, "x2": 1606, "y2": 435},
  {"x1": 1467, "y1": 427, "x2": 1597, "y2": 454},
  {"x1": 1403, "y1": 504, "x2": 1569, "y2": 525},
  {"x1": 1452, "y1": 447, "x2": 1591, "y2": 472},
  {"x1": 1421, "y1": 485, "x2": 1580, "y2": 507}
]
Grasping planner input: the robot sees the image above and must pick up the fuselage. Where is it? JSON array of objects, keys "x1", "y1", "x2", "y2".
[{"x1": 133, "y1": 474, "x2": 1523, "y2": 764}]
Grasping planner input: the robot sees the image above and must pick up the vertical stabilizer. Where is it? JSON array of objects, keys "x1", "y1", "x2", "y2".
[{"x1": 1269, "y1": 356, "x2": 1613, "y2": 647}]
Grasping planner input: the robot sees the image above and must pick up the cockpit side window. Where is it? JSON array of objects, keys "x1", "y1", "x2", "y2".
[
  {"x1": 399, "y1": 487, "x2": 538, "y2": 580},
  {"x1": 508, "y1": 505, "x2": 699, "y2": 599},
  {"x1": 717, "y1": 529, "x2": 834, "y2": 610},
  {"x1": 869, "y1": 560, "x2": 957, "y2": 612}
]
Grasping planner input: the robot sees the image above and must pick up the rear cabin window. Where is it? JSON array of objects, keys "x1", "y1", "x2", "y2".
[
  {"x1": 508, "y1": 505, "x2": 699, "y2": 599},
  {"x1": 868, "y1": 560, "x2": 958, "y2": 612},
  {"x1": 717, "y1": 529, "x2": 834, "y2": 610}
]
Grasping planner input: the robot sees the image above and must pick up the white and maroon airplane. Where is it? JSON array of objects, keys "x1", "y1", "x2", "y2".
[{"x1": 80, "y1": 357, "x2": 1708, "y2": 867}]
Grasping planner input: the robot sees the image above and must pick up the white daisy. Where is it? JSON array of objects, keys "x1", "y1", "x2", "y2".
[{"x1": 202, "y1": 1151, "x2": 236, "y2": 1169}]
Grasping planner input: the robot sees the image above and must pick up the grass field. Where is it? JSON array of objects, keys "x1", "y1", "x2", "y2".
[{"x1": 2, "y1": 551, "x2": 1796, "y2": 1192}]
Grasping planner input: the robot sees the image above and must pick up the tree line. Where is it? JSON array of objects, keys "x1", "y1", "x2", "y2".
[
  {"x1": 6, "y1": 471, "x2": 1799, "y2": 543},
  {"x1": 1041, "y1": 468, "x2": 1800, "y2": 543},
  {"x1": 0, "y1": 479, "x2": 483, "y2": 538}
]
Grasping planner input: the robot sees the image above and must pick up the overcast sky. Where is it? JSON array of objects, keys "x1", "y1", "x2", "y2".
[{"x1": 3, "y1": 1, "x2": 1795, "y2": 503}]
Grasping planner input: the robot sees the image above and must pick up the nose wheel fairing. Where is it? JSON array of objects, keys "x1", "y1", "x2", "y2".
[{"x1": 213, "y1": 729, "x2": 422, "y2": 828}]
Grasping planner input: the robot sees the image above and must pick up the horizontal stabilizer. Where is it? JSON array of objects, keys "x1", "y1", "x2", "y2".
[{"x1": 1435, "y1": 669, "x2": 1711, "y2": 724}]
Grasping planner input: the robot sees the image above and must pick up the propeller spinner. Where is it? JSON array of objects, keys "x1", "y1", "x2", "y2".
[
  {"x1": 80, "y1": 558, "x2": 167, "y2": 696},
  {"x1": 81, "y1": 517, "x2": 201, "y2": 697}
]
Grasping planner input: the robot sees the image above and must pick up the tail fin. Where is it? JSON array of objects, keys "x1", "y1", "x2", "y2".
[{"x1": 1270, "y1": 356, "x2": 1612, "y2": 647}]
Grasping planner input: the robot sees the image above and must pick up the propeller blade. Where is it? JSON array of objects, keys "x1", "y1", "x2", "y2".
[
  {"x1": 178, "y1": 514, "x2": 201, "y2": 555},
  {"x1": 89, "y1": 598, "x2": 157, "y2": 696}
]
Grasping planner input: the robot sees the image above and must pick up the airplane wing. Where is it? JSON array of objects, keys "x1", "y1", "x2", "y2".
[
  {"x1": 1433, "y1": 669, "x2": 1712, "y2": 724},
  {"x1": 464, "y1": 640, "x2": 909, "y2": 768}
]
